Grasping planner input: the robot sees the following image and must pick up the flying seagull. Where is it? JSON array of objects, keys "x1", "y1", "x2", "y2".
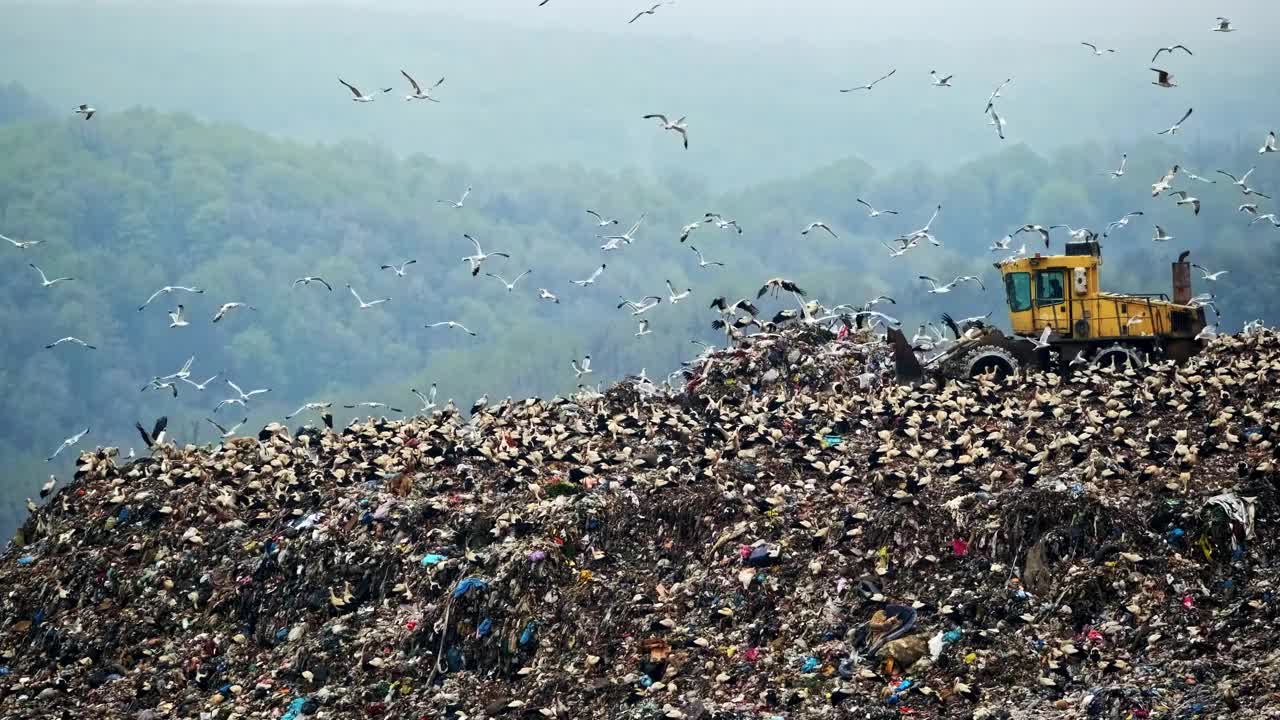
[
  {"x1": 601, "y1": 215, "x2": 645, "y2": 246},
  {"x1": 206, "y1": 416, "x2": 248, "y2": 439},
  {"x1": 135, "y1": 416, "x2": 168, "y2": 449},
  {"x1": 635, "y1": 318, "x2": 652, "y2": 337},
  {"x1": 47, "y1": 427, "x2": 89, "y2": 462},
  {"x1": 801, "y1": 221, "x2": 838, "y2": 239},
  {"x1": 438, "y1": 185, "x2": 472, "y2": 209},
  {"x1": 1238, "y1": 203, "x2": 1259, "y2": 216},
  {"x1": 1212, "y1": 17, "x2": 1234, "y2": 32},
  {"x1": 168, "y1": 305, "x2": 189, "y2": 328},
  {"x1": 343, "y1": 401, "x2": 404, "y2": 413},
  {"x1": 988, "y1": 106, "x2": 1007, "y2": 140},
  {"x1": 1184, "y1": 169, "x2": 1216, "y2": 184},
  {"x1": 292, "y1": 276, "x2": 333, "y2": 291},
  {"x1": 900, "y1": 204, "x2": 944, "y2": 246},
  {"x1": 537, "y1": 288, "x2": 560, "y2": 303},
  {"x1": 758, "y1": 278, "x2": 806, "y2": 298},
  {"x1": 1081, "y1": 42, "x2": 1116, "y2": 55},
  {"x1": 74, "y1": 104, "x2": 95, "y2": 119},
  {"x1": 984, "y1": 77, "x2": 1012, "y2": 113},
  {"x1": 679, "y1": 221, "x2": 701, "y2": 243},
  {"x1": 704, "y1": 213, "x2": 743, "y2": 234},
  {"x1": 380, "y1": 259, "x2": 418, "y2": 277},
  {"x1": 143, "y1": 378, "x2": 179, "y2": 397},
  {"x1": 1106, "y1": 153, "x2": 1128, "y2": 178},
  {"x1": 1151, "y1": 45, "x2": 1193, "y2": 62},
  {"x1": 412, "y1": 384, "x2": 438, "y2": 412},
  {"x1": 1170, "y1": 190, "x2": 1201, "y2": 215},
  {"x1": 338, "y1": 78, "x2": 389, "y2": 102},
  {"x1": 628, "y1": 2, "x2": 671, "y2": 24},
  {"x1": 572, "y1": 355, "x2": 593, "y2": 378},
  {"x1": 181, "y1": 373, "x2": 220, "y2": 391},
  {"x1": 1152, "y1": 225, "x2": 1175, "y2": 242},
  {"x1": 401, "y1": 70, "x2": 444, "y2": 102},
  {"x1": 284, "y1": 402, "x2": 331, "y2": 420},
  {"x1": 45, "y1": 336, "x2": 96, "y2": 350},
  {"x1": 690, "y1": 246, "x2": 724, "y2": 268},
  {"x1": 856, "y1": 198, "x2": 899, "y2": 217},
  {"x1": 212, "y1": 302, "x2": 256, "y2": 323},
  {"x1": 1, "y1": 233, "x2": 42, "y2": 249},
  {"x1": 642, "y1": 114, "x2": 688, "y2": 149},
  {"x1": 1192, "y1": 264, "x2": 1229, "y2": 281},
  {"x1": 1150, "y1": 68, "x2": 1176, "y2": 88},
  {"x1": 226, "y1": 379, "x2": 270, "y2": 402},
  {"x1": 1031, "y1": 326, "x2": 1054, "y2": 350},
  {"x1": 571, "y1": 264, "x2": 607, "y2": 287},
  {"x1": 426, "y1": 320, "x2": 477, "y2": 336},
  {"x1": 29, "y1": 264, "x2": 74, "y2": 288},
  {"x1": 617, "y1": 295, "x2": 662, "y2": 315},
  {"x1": 1156, "y1": 108, "x2": 1193, "y2": 135},
  {"x1": 586, "y1": 210, "x2": 619, "y2": 227},
  {"x1": 919, "y1": 275, "x2": 986, "y2": 294},
  {"x1": 840, "y1": 68, "x2": 896, "y2": 93},
  {"x1": 929, "y1": 70, "x2": 954, "y2": 87},
  {"x1": 1261, "y1": 132, "x2": 1278, "y2": 154},
  {"x1": 346, "y1": 284, "x2": 390, "y2": 309},
  {"x1": 1152, "y1": 165, "x2": 1180, "y2": 196},
  {"x1": 1217, "y1": 167, "x2": 1271, "y2": 198},
  {"x1": 462, "y1": 234, "x2": 510, "y2": 276},
  {"x1": 666, "y1": 279, "x2": 692, "y2": 304},
  {"x1": 1105, "y1": 211, "x2": 1145, "y2": 236},
  {"x1": 486, "y1": 269, "x2": 533, "y2": 292},
  {"x1": 139, "y1": 285, "x2": 204, "y2": 311},
  {"x1": 1014, "y1": 224, "x2": 1053, "y2": 247}
]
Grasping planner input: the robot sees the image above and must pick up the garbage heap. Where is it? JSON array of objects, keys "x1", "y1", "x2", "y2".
[{"x1": 2, "y1": 327, "x2": 1279, "y2": 720}]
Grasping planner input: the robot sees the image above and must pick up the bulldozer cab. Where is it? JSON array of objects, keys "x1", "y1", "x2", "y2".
[{"x1": 1000, "y1": 244, "x2": 1099, "y2": 340}]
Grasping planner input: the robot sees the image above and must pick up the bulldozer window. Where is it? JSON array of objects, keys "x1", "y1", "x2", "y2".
[
  {"x1": 1036, "y1": 270, "x2": 1065, "y2": 306},
  {"x1": 1004, "y1": 272, "x2": 1031, "y2": 312}
]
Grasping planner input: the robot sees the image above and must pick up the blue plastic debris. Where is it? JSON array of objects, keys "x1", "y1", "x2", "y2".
[
  {"x1": 0, "y1": 667, "x2": 9, "y2": 676},
  {"x1": 453, "y1": 577, "x2": 488, "y2": 598},
  {"x1": 476, "y1": 618, "x2": 493, "y2": 638},
  {"x1": 16, "y1": 556, "x2": 35, "y2": 566},
  {"x1": 420, "y1": 554, "x2": 447, "y2": 566},
  {"x1": 801, "y1": 656, "x2": 819, "y2": 673},
  {"x1": 638, "y1": 675, "x2": 653, "y2": 688},
  {"x1": 280, "y1": 697, "x2": 307, "y2": 720},
  {"x1": 519, "y1": 621, "x2": 538, "y2": 647},
  {"x1": 943, "y1": 629, "x2": 963, "y2": 643},
  {"x1": 822, "y1": 434, "x2": 843, "y2": 448}
]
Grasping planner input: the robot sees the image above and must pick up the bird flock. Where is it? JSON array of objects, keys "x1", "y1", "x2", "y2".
[{"x1": 4, "y1": 8, "x2": 1276, "y2": 466}]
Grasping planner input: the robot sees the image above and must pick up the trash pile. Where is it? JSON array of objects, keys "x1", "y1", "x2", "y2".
[{"x1": 2, "y1": 327, "x2": 1279, "y2": 720}]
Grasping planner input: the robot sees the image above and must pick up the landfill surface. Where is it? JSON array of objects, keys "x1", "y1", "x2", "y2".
[{"x1": 2, "y1": 326, "x2": 1278, "y2": 720}]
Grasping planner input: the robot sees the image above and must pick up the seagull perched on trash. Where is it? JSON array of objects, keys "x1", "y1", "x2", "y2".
[
  {"x1": 400, "y1": 70, "x2": 444, "y2": 101},
  {"x1": 642, "y1": 114, "x2": 688, "y2": 149},
  {"x1": 212, "y1": 302, "x2": 256, "y2": 323},
  {"x1": 840, "y1": 68, "x2": 895, "y2": 93},
  {"x1": 1170, "y1": 190, "x2": 1201, "y2": 215},
  {"x1": 347, "y1": 285, "x2": 390, "y2": 309},
  {"x1": 486, "y1": 269, "x2": 533, "y2": 292},
  {"x1": 139, "y1": 285, "x2": 204, "y2": 311},
  {"x1": 857, "y1": 199, "x2": 899, "y2": 217},
  {"x1": 919, "y1": 275, "x2": 986, "y2": 294},
  {"x1": 690, "y1": 246, "x2": 724, "y2": 268},
  {"x1": 929, "y1": 70, "x2": 954, "y2": 87},
  {"x1": 292, "y1": 276, "x2": 333, "y2": 291},
  {"x1": 462, "y1": 234, "x2": 510, "y2": 276},
  {"x1": 1150, "y1": 68, "x2": 1177, "y2": 88},
  {"x1": 1157, "y1": 108, "x2": 1193, "y2": 135},
  {"x1": 426, "y1": 320, "x2": 477, "y2": 336},
  {"x1": 2, "y1": 233, "x2": 42, "y2": 249},
  {"x1": 40, "y1": 475, "x2": 56, "y2": 498},
  {"x1": 29, "y1": 264, "x2": 74, "y2": 288},
  {"x1": 571, "y1": 264, "x2": 606, "y2": 287},
  {"x1": 1081, "y1": 42, "x2": 1116, "y2": 55},
  {"x1": 801, "y1": 221, "x2": 838, "y2": 238},
  {"x1": 572, "y1": 355, "x2": 593, "y2": 378},
  {"x1": 338, "y1": 78, "x2": 389, "y2": 102},
  {"x1": 45, "y1": 336, "x2": 96, "y2": 350},
  {"x1": 381, "y1": 260, "x2": 418, "y2": 277},
  {"x1": 1151, "y1": 44, "x2": 1193, "y2": 62},
  {"x1": 46, "y1": 427, "x2": 89, "y2": 462}
]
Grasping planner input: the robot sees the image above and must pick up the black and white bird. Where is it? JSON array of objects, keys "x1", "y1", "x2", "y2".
[
  {"x1": 469, "y1": 394, "x2": 489, "y2": 416},
  {"x1": 710, "y1": 296, "x2": 760, "y2": 317},
  {"x1": 426, "y1": 320, "x2": 477, "y2": 336},
  {"x1": 601, "y1": 216, "x2": 644, "y2": 246},
  {"x1": 486, "y1": 269, "x2": 532, "y2": 292},
  {"x1": 1150, "y1": 68, "x2": 1176, "y2": 88},
  {"x1": 586, "y1": 210, "x2": 619, "y2": 227},
  {"x1": 213, "y1": 396, "x2": 245, "y2": 413},
  {"x1": 983, "y1": 77, "x2": 1011, "y2": 113},
  {"x1": 45, "y1": 336, "x2": 96, "y2": 350},
  {"x1": 1106, "y1": 153, "x2": 1128, "y2": 178},
  {"x1": 1261, "y1": 132, "x2": 1278, "y2": 154},
  {"x1": 1249, "y1": 213, "x2": 1279, "y2": 227},
  {"x1": 74, "y1": 103, "x2": 96, "y2": 119},
  {"x1": 617, "y1": 295, "x2": 662, "y2": 315},
  {"x1": 338, "y1": 78, "x2": 389, "y2": 102},
  {"x1": 1151, "y1": 44, "x2": 1193, "y2": 62},
  {"x1": 571, "y1": 264, "x2": 607, "y2": 287},
  {"x1": 571, "y1": 355, "x2": 593, "y2": 378},
  {"x1": 439, "y1": 185, "x2": 472, "y2": 209},
  {"x1": 857, "y1": 198, "x2": 899, "y2": 217},
  {"x1": 1217, "y1": 167, "x2": 1272, "y2": 198},
  {"x1": 206, "y1": 416, "x2": 247, "y2": 439},
  {"x1": 29, "y1": 264, "x2": 74, "y2": 288},
  {"x1": 929, "y1": 70, "x2": 954, "y2": 87},
  {"x1": 900, "y1": 204, "x2": 943, "y2": 246},
  {"x1": 143, "y1": 378, "x2": 179, "y2": 397},
  {"x1": 1031, "y1": 326, "x2": 1054, "y2": 350},
  {"x1": 1014, "y1": 224, "x2": 1053, "y2": 247},
  {"x1": 2, "y1": 233, "x2": 42, "y2": 249},
  {"x1": 292, "y1": 276, "x2": 333, "y2": 291},
  {"x1": 46, "y1": 427, "x2": 89, "y2": 462},
  {"x1": 679, "y1": 221, "x2": 702, "y2": 243},
  {"x1": 919, "y1": 275, "x2": 986, "y2": 294},
  {"x1": 226, "y1": 379, "x2": 270, "y2": 403},
  {"x1": 1170, "y1": 191, "x2": 1201, "y2": 215},
  {"x1": 182, "y1": 373, "x2": 220, "y2": 391},
  {"x1": 758, "y1": 278, "x2": 806, "y2": 298},
  {"x1": 381, "y1": 260, "x2": 418, "y2": 277},
  {"x1": 538, "y1": 288, "x2": 560, "y2": 303},
  {"x1": 1192, "y1": 264, "x2": 1229, "y2": 281},
  {"x1": 212, "y1": 302, "x2": 256, "y2": 323},
  {"x1": 840, "y1": 68, "x2": 896, "y2": 93},
  {"x1": 284, "y1": 401, "x2": 331, "y2": 420},
  {"x1": 642, "y1": 114, "x2": 688, "y2": 149},
  {"x1": 628, "y1": 2, "x2": 671, "y2": 24},
  {"x1": 401, "y1": 70, "x2": 444, "y2": 102},
  {"x1": 1152, "y1": 165, "x2": 1180, "y2": 196},
  {"x1": 347, "y1": 285, "x2": 390, "y2": 309},
  {"x1": 343, "y1": 401, "x2": 403, "y2": 413},
  {"x1": 1156, "y1": 108, "x2": 1193, "y2": 135},
  {"x1": 462, "y1": 234, "x2": 511, "y2": 276},
  {"x1": 412, "y1": 384, "x2": 438, "y2": 412},
  {"x1": 635, "y1": 319, "x2": 652, "y2": 337},
  {"x1": 989, "y1": 235, "x2": 1012, "y2": 252},
  {"x1": 1212, "y1": 17, "x2": 1234, "y2": 32},
  {"x1": 168, "y1": 305, "x2": 189, "y2": 328},
  {"x1": 1081, "y1": 42, "x2": 1116, "y2": 55},
  {"x1": 690, "y1": 246, "x2": 724, "y2": 268},
  {"x1": 704, "y1": 213, "x2": 743, "y2": 234},
  {"x1": 40, "y1": 475, "x2": 56, "y2": 498},
  {"x1": 135, "y1": 416, "x2": 168, "y2": 449},
  {"x1": 988, "y1": 106, "x2": 1007, "y2": 140},
  {"x1": 1239, "y1": 203, "x2": 1259, "y2": 216},
  {"x1": 139, "y1": 285, "x2": 204, "y2": 311},
  {"x1": 1152, "y1": 225, "x2": 1175, "y2": 243},
  {"x1": 666, "y1": 280, "x2": 692, "y2": 304},
  {"x1": 801, "y1": 221, "x2": 838, "y2": 238}
]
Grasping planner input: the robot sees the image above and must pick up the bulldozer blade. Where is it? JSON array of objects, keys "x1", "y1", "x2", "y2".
[{"x1": 887, "y1": 327, "x2": 924, "y2": 384}]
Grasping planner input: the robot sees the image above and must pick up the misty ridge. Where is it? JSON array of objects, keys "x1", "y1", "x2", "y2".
[{"x1": 0, "y1": 1, "x2": 1278, "y2": 536}]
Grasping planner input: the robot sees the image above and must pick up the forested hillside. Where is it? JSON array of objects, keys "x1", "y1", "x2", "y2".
[{"x1": 0, "y1": 98, "x2": 1277, "y2": 537}]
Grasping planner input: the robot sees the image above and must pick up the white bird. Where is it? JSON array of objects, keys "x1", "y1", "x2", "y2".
[
  {"x1": 438, "y1": 185, "x2": 472, "y2": 209},
  {"x1": 292, "y1": 276, "x2": 333, "y2": 291},
  {"x1": 901, "y1": 204, "x2": 943, "y2": 246},
  {"x1": 181, "y1": 373, "x2": 220, "y2": 392},
  {"x1": 586, "y1": 210, "x2": 619, "y2": 227},
  {"x1": 1106, "y1": 153, "x2": 1128, "y2": 178},
  {"x1": 1150, "y1": 68, "x2": 1176, "y2": 88},
  {"x1": 678, "y1": 221, "x2": 702, "y2": 243},
  {"x1": 1156, "y1": 108, "x2": 1193, "y2": 136},
  {"x1": 1261, "y1": 132, "x2": 1278, "y2": 154},
  {"x1": 1192, "y1": 264, "x2": 1229, "y2": 281},
  {"x1": 412, "y1": 384, "x2": 438, "y2": 412},
  {"x1": 462, "y1": 234, "x2": 511, "y2": 276},
  {"x1": 988, "y1": 106, "x2": 1007, "y2": 140},
  {"x1": 617, "y1": 295, "x2": 663, "y2": 315},
  {"x1": 1152, "y1": 165, "x2": 1180, "y2": 196},
  {"x1": 704, "y1": 213, "x2": 743, "y2": 234},
  {"x1": 426, "y1": 320, "x2": 477, "y2": 336},
  {"x1": 571, "y1": 355, "x2": 593, "y2": 378},
  {"x1": 346, "y1": 285, "x2": 390, "y2": 309},
  {"x1": 666, "y1": 280, "x2": 692, "y2": 304},
  {"x1": 1151, "y1": 45, "x2": 1193, "y2": 63},
  {"x1": 919, "y1": 275, "x2": 986, "y2": 294},
  {"x1": 1032, "y1": 326, "x2": 1054, "y2": 350},
  {"x1": 635, "y1": 319, "x2": 652, "y2": 337},
  {"x1": 1184, "y1": 170, "x2": 1216, "y2": 184},
  {"x1": 1249, "y1": 213, "x2": 1279, "y2": 227},
  {"x1": 1014, "y1": 224, "x2": 1053, "y2": 248},
  {"x1": 138, "y1": 285, "x2": 204, "y2": 311},
  {"x1": 1212, "y1": 17, "x2": 1234, "y2": 32},
  {"x1": 227, "y1": 379, "x2": 270, "y2": 402},
  {"x1": 40, "y1": 475, "x2": 57, "y2": 498},
  {"x1": 1170, "y1": 191, "x2": 1201, "y2": 215},
  {"x1": 1, "y1": 233, "x2": 42, "y2": 249},
  {"x1": 486, "y1": 268, "x2": 532, "y2": 292},
  {"x1": 45, "y1": 336, "x2": 96, "y2": 350},
  {"x1": 47, "y1": 427, "x2": 89, "y2": 462},
  {"x1": 801, "y1": 221, "x2": 838, "y2": 238},
  {"x1": 929, "y1": 70, "x2": 954, "y2": 87},
  {"x1": 538, "y1": 288, "x2": 560, "y2": 303},
  {"x1": 213, "y1": 397, "x2": 246, "y2": 413},
  {"x1": 212, "y1": 302, "x2": 256, "y2": 323},
  {"x1": 1195, "y1": 324, "x2": 1219, "y2": 342},
  {"x1": 470, "y1": 394, "x2": 489, "y2": 417},
  {"x1": 989, "y1": 235, "x2": 1012, "y2": 252},
  {"x1": 690, "y1": 246, "x2": 724, "y2": 268},
  {"x1": 571, "y1": 264, "x2": 607, "y2": 287},
  {"x1": 628, "y1": 2, "x2": 671, "y2": 24},
  {"x1": 142, "y1": 378, "x2": 179, "y2": 397},
  {"x1": 343, "y1": 401, "x2": 403, "y2": 413},
  {"x1": 168, "y1": 305, "x2": 189, "y2": 328},
  {"x1": 29, "y1": 264, "x2": 74, "y2": 288},
  {"x1": 73, "y1": 103, "x2": 95, "y2": 119},
  {"x1": 642, "y1": 114, "x2": 688, "y2": 149},
  {"x1": 840, "y1": 68, "x2": 896, "y2": 93},
  {"x1": 1217, "y1": 167, "x2": 1272, "y2": 198},
  {"x1": 284, "y1": 402, "x2": 331, "y2": 420},
  {"x1": 1081, "y1": 42, "x2": 1116, "y2": 55},
  {"x1": 159, "y1": 356, "x2": 195, "y2": 382},
  {"x1": 601, "y1": 215, "x2": 644, "y2": 246},
  {"x1": 380, "y1": 260, "x2": 418, "y2": 277},
  {"x1": 882, "y1": 237, "x2": 919, "y2": 258},
  {"x1": 983, "y1": 77, "x2": 1011, "y2": 113},
  {"x1": 856, "y1": 198, "x2": 898, "y2": 217},
  {"x1": 1126, "y1": 314, "x2": 1146, "y2": 329},
  {"x1": 1239, "y1": 203, "x2": 1259, "y2": 215},
  {"x1": 206, "y1": 416, "x2": 247, "y2": 439},
  {"x1": 599, "y1": 236, "x2": 624, "y2": 252},
  {"x1": 1152, "y1": 225, "x2": 1175, "y2": 242},
  {"x1": 401, "y1": 70, "x2": 444, "y2": 102},
  {"x1": 338, "y1": 78, "x2": 389, "y2": 102}
]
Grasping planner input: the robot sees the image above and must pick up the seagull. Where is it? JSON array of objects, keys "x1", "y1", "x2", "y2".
[
  {"x1": 426, "y1": 320, "x2": 477, "y2": 336},
  {"x1": 284, "y1": 402, "x2": 332, "y2": 420},
  {"x1": 1126, "y1": 314, "x2": 1146, "y2": 329},
  {"x1": 438, "y1": 185, "x2": 472, "y2": 209},
  {"x1": 1217, "y1": 168, "x2": 1271, "y2": 198},
  {"x1": 642, "y1": 114, "x2": 688, "y2": 149},
  {"x1": 537, "y1": 288, "x2": 561, "y2": 303},
  {"x1": 628, "y1": 2, "x2": 670, "y2": 24},
  {"x1": 1150, "y1": 68, "x2": 1177, "y2": 88},
  {"x1": 1081, "y1": 42, "x2": 1116, "y2": 55},
  {"x1": 182, "y1": 373, "x2": 220, "y2": 391},
  {"x1": 213, "y1": 397, "x2": 246, "y2": 413},
  {"x1": 704, "y1": 213, "x2": 743, "y2": 234},
  {"x1": 138, "y1": 285, "x2": 204, "y2": 311},
  {"x1": 988, "y1": 106, "x2": 1007, "y2": 140},
  {"x1": 343, "y1": 401, "x2": 404, "y2": 413},
  {"x1": 666, "y1": 280, "x2": 692, "y2": 304},
  {"x1": 1031, "y1": 326, "x2": 1054, "y2": 350},
  {"x1": 401, "y1": 70, "x2": 444, "y2": 102},
  {"x1": 1249, "y1": 213, "x2": 1279, "y2": 227},
  {"x1": 586, "y1": 210, "x2": 619, "y2": 227},
  {"x1": 1014, "y1": 224, "x2": 1053, "y2": 247},
  {"x1": 801, "y1": 221, "x2": 838, "y2": 238},
  {"x1": 1152, "y1": 225, "x2": 1175, "y2": 242},
  {"x1": 635, "y1": 319, "x2": 652, "y2": 337},
  {"x1": 1170, "y1": 191, "x2": 1201, "y2": 215},
  {"x1": 338, "y1": 78, "x2": 389, "y2": 102},
  {"x1": 486, "y1": 269, "x2": 532, "y2": 292},
  {"x1": 292, "y1": 276, "x2": 333, "y2": 291},
  {"x1": 1192, "y1": 264, "x2": 1229, "y2": 281},
  {"x1": 599, "y1": 236, "x2": 624, "y2": 252},
  {"x1": 984, "y1": 77, "x2": 1011, "y2": 113},
  {"x1": 45, "y1": 336, "x2": 96, "y2": 350},
  {"x1": 1106, "y1": 153, "x2": 1128, "y2": 178},
  {"x1": 1184, "y1": 170, "x2": 1217, "y2": 184},
  {"x1": 1212, "y1": 17, "x2": 1234, "y2": 32},
  {"x1": 346, "y1": 285, "x2": 390, "y2": 309},
  {"x1": 380, "y1": 260, "x2": 418, "y2": 277},
  {"x1": 160, "y1": 355, "x2": 195, "y2": 382},
  {"x1": 206, "y1": 416, "x2": 248, "y2": 439},
  {"x1": 212, "y1": 302, "x2": 256, "y2": 323},
  {"x1": 1261, "y1": 132, "x2": 1278, "y2": 154},
  {"x1": 989, "y1": 235, "x2": 1012, "y2": 252},
  {"x1": 46, "y1": 427, "x2": 89, "y2": 462},
  {"x1": 40, "y1": 475, "x2": 56, "y2": 498},
  {"x1": 601, "y1": 215, "x2": 644, "y2": 246},
  {"x1": 412, "y1": 384, "x2": 438, "y2": 412},
  {"x1": 929, "y1": 70, "x2": 954, "y2": 87},
  {"x1": 919, "y1": 275, "x2": 986, "y2": 294},
  {"x1": 1195, "y1": 324, "x2": 1219, "y2": 342},
  {"x1": 1050, "y1": 225, "x2": 1096, "y2": 243},
  {"x1": 690, "y1": 246, "x2": 724, "y2": 268},
  {"x1": 462, "y1": 234, "x2": 511, "y2": 276},
  {"x1": 226, "y1": 379, "x2": 270, "y2": 402},
  {"x1": 679, "y1": 221, "x2": 702, "y2": 243},
  {"x1": 143, "y1": 379, "x2": 179, "y2": 398},
  {"x1": 134, "y1": 416, "x2": 168, "y2": 448},
  {"x1": 856, "y1": 199, "x2": 899, "y2": 217},
  {"x1": 74, "y1": 103, "x2": 95, "y2": 119},
  {"x1": 168, "y1": 305, "x2": 189, "y2": 328},
  {"x1": 1151, "y1": 45, "x2": 1193, "y2": 62},
  {"x1": 571, "y1": 264, "x2": 607, "y2": 287},
  {"x1": 29, "y1": 264, "x2": 74, "y2": 288},
  {"x1": 900, "y1": 204, "x2": 943, "y2": 246},
  {"x1": 469, "y1": 394, "x2": 489, "y2": 417},
  {"x1": 882, "y1": 238, "x2": 918, "y2": 258},
  {"x1": 1, "y1": 233, "x2": 42, "y2": 249},
  {"x1": 1239, "y1": 203, "x2": 1259, "y2": 216},
  {"x1": 840, "y1": 68, "x2": 896, "y2": 93},
  {"x1": 572, "y1": 355, "x2": 593, "y2": 378},
  {"x1": 1156, "y1": 108, "x2": 1193, "y2": 135},
  {"x1": 1152, "y1": 165, "x2": 1180, "y2": 196},
  {"x1": 617, "y1": 295, "x2": 663, "y2": 315},
  {"x1": 758, "y1": 278, "x2": 806, "y2": 298}
]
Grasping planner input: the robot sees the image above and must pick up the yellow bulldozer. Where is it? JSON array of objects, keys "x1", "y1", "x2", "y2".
[{"x1": 890, "y1": 238, "x2": 1210, "y2": 381}]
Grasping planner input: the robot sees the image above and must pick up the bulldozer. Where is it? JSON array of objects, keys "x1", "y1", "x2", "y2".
[{"x1": 890, "y1": 238, "x2": 1209, "y2": 382}]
